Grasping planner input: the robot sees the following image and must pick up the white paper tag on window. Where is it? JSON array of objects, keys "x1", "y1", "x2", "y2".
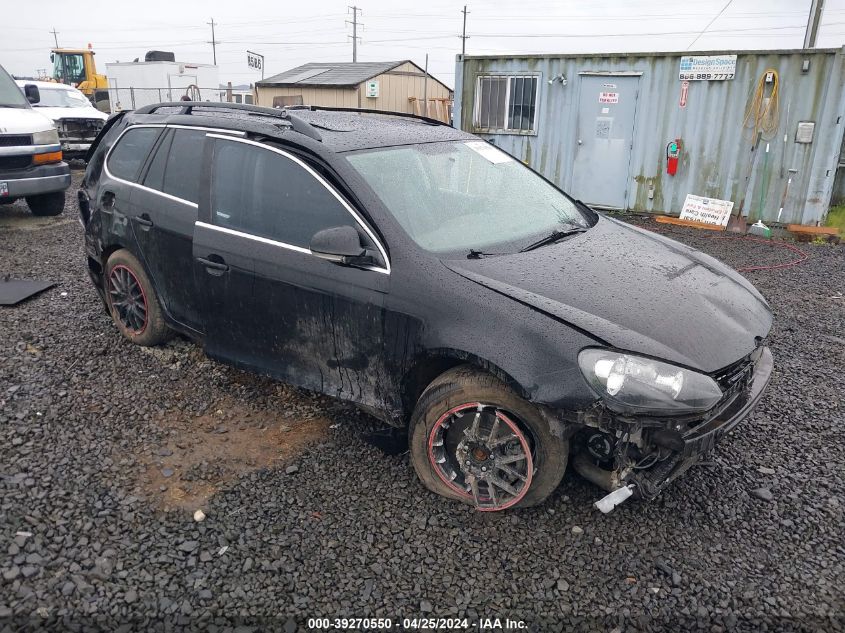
[{"x1": 464, "y1": 141, "x2": 513, "y2": 164}]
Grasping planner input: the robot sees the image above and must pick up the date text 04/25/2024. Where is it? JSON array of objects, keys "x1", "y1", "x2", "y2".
[{"x1": 307, "y1": 617, "x2": 528, "y2": 630}]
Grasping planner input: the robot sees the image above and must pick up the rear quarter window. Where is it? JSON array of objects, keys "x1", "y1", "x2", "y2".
[{"x1": 106, "y1": 127, "x2": 162, "y2": 183}]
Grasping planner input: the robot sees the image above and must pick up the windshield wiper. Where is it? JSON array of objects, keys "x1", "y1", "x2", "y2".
[
  {"x1": 466, "y1": 249, "x2": 500, "y2": 259},
  {"x1": 519, "y1": 225, "x2": 588, "y2": 253}
]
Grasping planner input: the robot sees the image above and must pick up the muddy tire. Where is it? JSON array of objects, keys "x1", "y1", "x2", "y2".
[
  {"x1": 26, "y1": 191, "x2": 65, "y2": 216},
  {"x1": 104, "y1": 249, "x2": 171, "y2": 347},
  {"x1": 409, "y1": 365, "x2": 568, "y2": 511}
]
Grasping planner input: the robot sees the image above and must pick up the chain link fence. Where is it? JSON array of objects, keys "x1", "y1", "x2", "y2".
[{"x1": 107, "y1": 86, "x2": 254, "y2": 112}]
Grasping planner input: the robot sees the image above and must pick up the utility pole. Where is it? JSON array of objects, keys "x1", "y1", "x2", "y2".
[
  {"x1": 803, "y1": 0, "x2": 825, "y2": 49},
  {"x1": 460, "y1": 6, "x2": 469, "y2": 56},
  {"x1": 207, "y1": 18, "x2": 220, "y2": 66},
  {"x1": 50, "y1": 27, "x2": 59, "y2": 48},
  {"x1": 347, "y1": 6, "x2": 362, "y2": 63},
  {"x1": 423, "y1": 54, "x2": 429, "y2": 117}
]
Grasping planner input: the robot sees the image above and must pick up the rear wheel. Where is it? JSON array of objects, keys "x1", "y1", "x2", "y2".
[
  {"x1": 409, "y1": 365, "x2": 568, "y2": 511},
  {"x1": 26, "y1": 191, "x2": 65, "y2": 216},
  {"x1": 104, "y1": 249, "x2": 170, "y2": 346}
]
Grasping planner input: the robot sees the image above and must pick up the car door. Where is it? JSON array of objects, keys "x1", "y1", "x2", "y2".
[
  {"x1": 192, "y1": 134, "x2": 390, "y2": 408},
  {"x1": 99, "y1": 125, "x2": 163, "y2": 254},
  {"x1": 130, "y1": 126, "x2": 208, "y2": 333}
]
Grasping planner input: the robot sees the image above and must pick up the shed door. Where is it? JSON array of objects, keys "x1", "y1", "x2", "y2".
[{"x1": 571, "y1": 75, "x2": 639, "y2": 209}]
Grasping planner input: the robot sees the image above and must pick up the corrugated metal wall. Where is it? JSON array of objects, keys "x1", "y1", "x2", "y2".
[{"x1": 455, "y1": 48, "x2": 845, "y2": 226}]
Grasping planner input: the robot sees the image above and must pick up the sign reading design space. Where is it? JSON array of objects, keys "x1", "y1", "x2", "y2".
[
  {"x1": 679, "y1": 55, "x2": 736, "y2": 81},
  {"x1": 679, "y1": 194, "x2": 734, "y2": 227}
]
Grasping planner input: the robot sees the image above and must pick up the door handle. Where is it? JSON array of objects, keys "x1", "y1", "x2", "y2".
[
  {"x1": 135, "y1": 213, "x2": 153, "y2": 231},
  {"x1": 196, "y1": 256, "x2": 229, "y2": 273}
]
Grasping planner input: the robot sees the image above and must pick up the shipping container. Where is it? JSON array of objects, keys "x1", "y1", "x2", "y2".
[
  {"x1": 455, "y1": 48, "x2": 845, "y2": 226},
  {"x1": 105, "y1": 61, "x2": 219, "y2": 111}
]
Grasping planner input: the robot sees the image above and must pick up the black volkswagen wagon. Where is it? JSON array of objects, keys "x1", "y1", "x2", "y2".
[{"x1": 80, "y1": 102, "x2": 773, "y2": 512}]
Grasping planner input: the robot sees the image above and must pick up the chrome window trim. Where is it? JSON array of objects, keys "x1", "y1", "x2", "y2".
[
  {"x1": 195, "y1": 221, "x2": 389, "y2": 275},
  {"x1": 102, "y1": 123, "x2": 245, "y2": 208},
  {"x1": 206, "y1": 133, "x2": 391, "y2": 274}
]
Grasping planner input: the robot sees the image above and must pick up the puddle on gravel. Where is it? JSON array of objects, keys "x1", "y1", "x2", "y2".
[{"x1": 136, "y1": 397, "x2": 329, "y2": 513}]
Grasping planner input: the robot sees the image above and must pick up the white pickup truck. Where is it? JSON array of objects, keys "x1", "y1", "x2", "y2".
[
  {"x1": 0, "y1": 64, "x2": 71, "y2": 216},
  {"x1": 16, "y1": 80, "x2": 107, "y2": 158}
]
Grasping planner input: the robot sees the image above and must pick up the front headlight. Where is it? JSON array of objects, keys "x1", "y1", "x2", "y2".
[
  {"x1": 33, "y1": 128, "x2": 60, "y2": 146},
  {"x1": 578, "y1": 348, "x2": 723, "y2": 416}
]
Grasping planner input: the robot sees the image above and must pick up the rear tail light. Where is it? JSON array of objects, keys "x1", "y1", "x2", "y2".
[{"x1": 33, "y1": 150, "x2": 63, "y2": 165}]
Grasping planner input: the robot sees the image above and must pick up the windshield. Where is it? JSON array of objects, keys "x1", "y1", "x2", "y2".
[
  {"x1": 32, "y1": 86, "x2": 90, "y2": 108},
  {"x1": 0, "y1": 65, "x2": 29, "y2": 108},
  {"x1": 52, "y1": 53, "x2": 86, "y2": 84},
  {"x1": 345, "y1": 140, "x2": 590, "y2": 255}
]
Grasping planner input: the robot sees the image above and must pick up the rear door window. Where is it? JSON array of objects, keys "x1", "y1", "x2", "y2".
[
  {"x1": 141, "y1": 130, "x2": 172, "y2": 192},
  {"x1": 162, "y1": 129, "x2": 206, "y2": 203},
  {"x1": 140, "y1": 128, "x2": 206, "y2": 203},
  {"x1": 210, "y1": 138, "x2": 354, "y2": 248},
  {"x1": 106, "y1": 127, "x2": 162, "y2": 182}
]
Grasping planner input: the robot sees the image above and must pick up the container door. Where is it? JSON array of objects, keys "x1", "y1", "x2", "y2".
[{"x1": 571, "y1": 75, "x2": 639, "y2": 209}]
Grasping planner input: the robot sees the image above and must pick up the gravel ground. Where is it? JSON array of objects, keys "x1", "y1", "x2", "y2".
[{"x1": 1, "y1": 174, "x2": 843, "y2": 631}]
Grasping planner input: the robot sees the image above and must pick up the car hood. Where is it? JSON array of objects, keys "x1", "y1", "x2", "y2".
[
  {"x1": 442, "y1": 216, "x2": 773, "y2": 373},
  {"x1": 32, "y1": 106, "x2": 108, "y2": 122},
  {"x1": 0, "y1": 107, "x2": 56, "y2": 134}
]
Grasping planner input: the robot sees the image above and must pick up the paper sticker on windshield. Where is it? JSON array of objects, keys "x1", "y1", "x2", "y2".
[{"x1": 464, "y1": 141, "x2": 513, "y2": 164}]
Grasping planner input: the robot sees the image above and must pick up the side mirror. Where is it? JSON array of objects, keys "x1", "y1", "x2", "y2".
[
  {"x1": 24, "y1": 84, "x2": 40, "y2": 105},
  {"x1": 310, "y1": 225, "x2": 373, "y2": 266}
]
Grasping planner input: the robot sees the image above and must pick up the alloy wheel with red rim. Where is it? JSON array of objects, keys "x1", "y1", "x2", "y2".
[
  {"x1": 427, "y1": 402, "x2": 534, "y2": 511},
  {"x1": 108, "y1": 265, "x2": 148, "y2": 335}
]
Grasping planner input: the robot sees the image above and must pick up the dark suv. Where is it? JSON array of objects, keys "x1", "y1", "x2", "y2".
[{"x1": 80, "y1": 102, "x2": 773, "y2": 512}]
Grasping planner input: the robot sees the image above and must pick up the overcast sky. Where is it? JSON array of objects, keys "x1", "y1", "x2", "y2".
[{"x1": 4, "y1": 0, "x2": 845, "y2": 88}]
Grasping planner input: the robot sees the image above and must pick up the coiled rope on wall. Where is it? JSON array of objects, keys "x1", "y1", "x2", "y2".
[{"x1": 743, "y1": 68, "x2": 780, "y2": 140}]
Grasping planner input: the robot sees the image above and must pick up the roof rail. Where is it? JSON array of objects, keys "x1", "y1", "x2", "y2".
[
  {"x1": 132, "y1": 101, "x2": 322, "y2": 142},
  {"x1": 303, "y1": 105, "x2": 450, "y2": 128}
]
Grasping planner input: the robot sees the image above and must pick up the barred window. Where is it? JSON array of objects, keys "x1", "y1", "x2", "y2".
[{"x1": 473, "y1": 75, "x2": 539, "y2": 133}]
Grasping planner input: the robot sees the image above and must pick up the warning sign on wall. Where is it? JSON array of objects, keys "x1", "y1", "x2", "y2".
[
  {"x1": 679, "y1": 194, "x2": 734, "y2": 226},
  {"x1": 599, "y1": 91, "x2": 619, "y2": 104},
  {"x1": 679, "y1": 81, "x2": 689, "y2": 108}
]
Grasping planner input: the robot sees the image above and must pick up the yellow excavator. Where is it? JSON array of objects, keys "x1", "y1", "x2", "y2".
[{"x1": 50, "y1": 45, "x2": 110, "y2": 111}]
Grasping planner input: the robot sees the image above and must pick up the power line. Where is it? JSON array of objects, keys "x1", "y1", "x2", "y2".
[
  {"x1": 50, "y1": 27, "x2": 59, "y2": 48},
  {"x1": 207, "y1": 17, "x2": 220, "y2": 66},
  {"x1": 687, "y1": 0, "x2": 734, "y2": 50}
]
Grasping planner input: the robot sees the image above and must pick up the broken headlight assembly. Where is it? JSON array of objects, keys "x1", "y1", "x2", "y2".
[{"x1": 578, "y1": 349, "x2": 723, "y2": 416}]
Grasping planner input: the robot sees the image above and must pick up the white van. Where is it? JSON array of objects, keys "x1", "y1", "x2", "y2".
[{"x1": 0, "y1": 64, "x2": 71, "y2": 216}]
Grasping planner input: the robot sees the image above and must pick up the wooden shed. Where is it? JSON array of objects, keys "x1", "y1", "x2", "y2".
[{"x1": 255, "y1": 60, "x2": 453, "y2": 122}]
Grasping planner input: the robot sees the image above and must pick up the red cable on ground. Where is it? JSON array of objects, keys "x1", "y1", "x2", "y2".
[{"x1": 708, "y1": 235, "x2": 809, "y2": 272}]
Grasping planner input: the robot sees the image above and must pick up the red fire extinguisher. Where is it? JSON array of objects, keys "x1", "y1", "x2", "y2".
[{"x1": 666, "y1": 139, "x2": 681, "y2": 176}]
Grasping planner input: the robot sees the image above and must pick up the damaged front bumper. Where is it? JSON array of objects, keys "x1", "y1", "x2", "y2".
[{"x1": 570, "y1": 346, "x2": 773, "y2": 503}]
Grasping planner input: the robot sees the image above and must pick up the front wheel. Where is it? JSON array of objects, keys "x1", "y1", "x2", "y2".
[
  {"x1": 26, "y1": 191, "x2": 65, "y2": 216},
  {"x1": 104, "y1": 249, "x2": 171, "y2": 347},
  {"x1": 409, "y1": 365, "x2": 568, "y2": 511}
]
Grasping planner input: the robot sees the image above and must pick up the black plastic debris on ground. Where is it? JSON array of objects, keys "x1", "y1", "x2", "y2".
[
  {"x1": 363, "y1": 426, "x2": 409, "y2": 455},
  {"x1": 0, "y1": 279, "x2": 55, "y2": 306}
]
